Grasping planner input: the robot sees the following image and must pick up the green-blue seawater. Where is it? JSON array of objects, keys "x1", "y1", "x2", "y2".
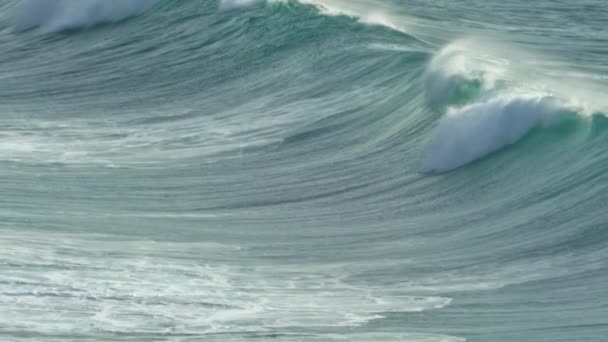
[{"x1": 1, "y1": 0, "x2": 607, "y2": 341}]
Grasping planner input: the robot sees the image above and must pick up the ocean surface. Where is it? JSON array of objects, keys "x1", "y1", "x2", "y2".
[{"x1": 1, "y1": 0, "x2": 607, "y2": 341}]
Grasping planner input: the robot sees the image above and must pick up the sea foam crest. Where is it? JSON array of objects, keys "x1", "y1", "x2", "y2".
[
  {"x1": 421, "y1": 95, "x2": 561, "y2": 172},
  {"x1": 15, "y1": 0, "x2": 158, "y2": 32},
  {"x1": 422, "y1": 42, "x2": 577, "y2": 172}
]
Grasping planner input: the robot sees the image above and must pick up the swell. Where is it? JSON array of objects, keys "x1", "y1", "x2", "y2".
[
  {"x1": 1, "y1": 0, "x2": 428, "y2": 169},
  {"x1": 5, "y1": 0, "x2": 608, "y2": 183},
  {"x1": 6, "y1": 0, "x2": 608, "y2": 179}
]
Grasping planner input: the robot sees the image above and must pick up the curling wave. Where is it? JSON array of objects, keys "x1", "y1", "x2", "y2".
[{"x1": 422, "y1": 40, "x2": 606, "y2": 171}]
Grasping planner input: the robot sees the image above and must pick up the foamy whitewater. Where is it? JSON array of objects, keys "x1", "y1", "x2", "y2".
[{"x1": 1, "y1": 0, "x2": 607, "y2": 341}]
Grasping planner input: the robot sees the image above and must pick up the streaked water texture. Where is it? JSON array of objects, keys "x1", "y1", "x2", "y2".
[{"x1": 1, "y1": 0, "x2": 607, "y2": 341}]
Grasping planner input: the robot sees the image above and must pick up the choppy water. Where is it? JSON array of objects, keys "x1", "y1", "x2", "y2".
[{"x1": 1, "y1": 0, "x2": 607, "y2": 341}]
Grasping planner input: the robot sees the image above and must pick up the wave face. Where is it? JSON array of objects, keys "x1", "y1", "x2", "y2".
[
  {"x1": 1, "y1": 0, "x2": 608, "y2": 341},
  {"x1": 15, "y1": 0, "x2": 159, "y2": 31}
]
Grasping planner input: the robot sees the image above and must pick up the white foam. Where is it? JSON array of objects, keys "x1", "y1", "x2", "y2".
[
  {"x1": 287, "y1": 0, "x2": 413, "y2": 34},
  {"x1": 421, "y1": 95, "x2": 562, "y2": 172},
  {"x1": 15, "y1": 0, "x2": 158, "y2": 32},
  {"x1": 420, "y1": 40, "x2": 608, "y2": 172},
  {"x1": 424, "y1": 41, "x2": 509, "y2": 106},
  {"x1": 0, "y1": 230, "x2": 454, "y2": 338}
]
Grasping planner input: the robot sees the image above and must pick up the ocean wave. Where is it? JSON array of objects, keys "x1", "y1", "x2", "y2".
[
  {"x1": 421, "y1": 94, "x2": 565, "y2": 172},
  {"x1": 422, "y1": 40, "x2": 606, "y2": 172}
]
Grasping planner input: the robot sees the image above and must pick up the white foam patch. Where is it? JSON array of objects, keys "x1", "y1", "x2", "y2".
[
  {"x1": 285, "y1": 0, "x2": 413, "y2": 35},
  {"x1": 15, "y1": 0, "x2": 158, "y2": 32},
  {"x1": 0, "y1": 230, "x2": 453, "y2": 340}
]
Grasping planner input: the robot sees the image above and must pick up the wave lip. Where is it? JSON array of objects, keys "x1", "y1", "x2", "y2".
[
  {"x1": 421, "y1": 95, "x2": 562, "y2": 173},
  {"x1": 15, "y1": 0, "x2": 158, "y2": 32}
]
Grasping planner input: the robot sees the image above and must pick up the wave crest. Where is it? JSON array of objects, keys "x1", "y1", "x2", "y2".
[
  {"x1": 421, "y1": 41, "x2": 605, "y2": 172},
  {"x1": 421, "y1": 95, "x2": 564, "y2": 172}
]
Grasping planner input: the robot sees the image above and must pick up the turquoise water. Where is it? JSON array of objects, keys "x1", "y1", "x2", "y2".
[{"x1": 1, "y1": 0, "x2": 607, "y2": 341}]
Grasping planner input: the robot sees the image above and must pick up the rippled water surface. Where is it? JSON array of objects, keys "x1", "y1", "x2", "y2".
[{"x1": 1, "y1": 0, "x2": 607, "y2": 341}]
